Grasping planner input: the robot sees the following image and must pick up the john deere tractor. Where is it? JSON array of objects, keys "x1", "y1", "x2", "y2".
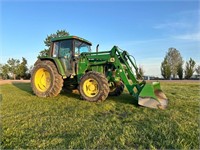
[{"x1": 31, "y1": 35, "x2": 168, "y2": 109}]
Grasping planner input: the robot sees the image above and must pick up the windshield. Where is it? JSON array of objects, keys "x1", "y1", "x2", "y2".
[{"x1": 74, "y1": 40, "x2": 91, "y2": 56}]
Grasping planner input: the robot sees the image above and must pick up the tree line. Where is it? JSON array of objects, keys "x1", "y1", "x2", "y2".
[
  {"x1": 0, "y1": 57, "x2": 32, "y2": 80},
  {"x1": 161, "y1": 48, "x2": 199, "y2": 79}
]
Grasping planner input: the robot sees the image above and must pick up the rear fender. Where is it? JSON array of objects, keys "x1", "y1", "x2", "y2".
[{"x1": 38, "y1": 58, "x2": 67, "y2": 78}]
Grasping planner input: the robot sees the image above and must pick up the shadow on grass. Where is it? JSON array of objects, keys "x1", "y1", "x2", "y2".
[
  {"x1": 12, "y1": 82, "x2": 33, "y2": 95},
  {"x1": 12, "y1": 83, "x2": 138, "y2": 106},
  {"x1": 62, "y1": 89, "x2": 139, "y2": 107},
  {"x1": 61, "y1": 88, "x2": 139, "y2": 106},
  {"x1": 60, "y1": 90, "x2": 81, "y2": 100},
  {"x1": 12, "y1": 83, "x2": 81, "y2": 102},
  {"x1": 108, "y1": 93, "x2": 139, "y2": 106}
]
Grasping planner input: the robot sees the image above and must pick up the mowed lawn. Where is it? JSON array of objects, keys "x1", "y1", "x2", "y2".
[{"x1": 0, "y1": 81, "x2": 199, "y2": 149}]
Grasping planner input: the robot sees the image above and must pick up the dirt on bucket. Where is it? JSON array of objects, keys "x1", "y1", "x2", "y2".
[{"x1": 154, "y1": 89, "x2": 168, "y2": 109}]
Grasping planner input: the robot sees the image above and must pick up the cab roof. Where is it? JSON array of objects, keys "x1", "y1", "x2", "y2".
[{"x1": 51, "y1": 35, "x2": 92, "y2": 45}]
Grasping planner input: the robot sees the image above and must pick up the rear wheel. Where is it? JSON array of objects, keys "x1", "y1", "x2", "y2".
[
  {"x1": 109, "y1": 81, "x2": 124, "y2": 96},
  {"x1": 79, "y1": 71, "x2": 109, "y2": 102},
  {"x1": 31, "y1": 60, "x2": 63, "y2": 97}
]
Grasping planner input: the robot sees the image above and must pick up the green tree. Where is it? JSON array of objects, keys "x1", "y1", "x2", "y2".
[
  {"x1": 161, "y1": 56, "x2": 171, "y2": 79},
  {"x1": 7, "y1": 58, "x2": 20, "y2": 80},
  {"x1": 177, "y1": 63, "x2": 184, "y2": 80},
  {"x1": 165, "y1": 47, "x2": 183, "y2": 78},
  {"x1": 195, "y1": 65, "x2": 200, "y2": 75},
  {"x1": 0, "y1": 64, "x2": 10, "y2": 79},
  {"x1": 25, "y1": 65, "x2": 33, "y2": 79},
  {"x1": 136, "y1": 66, "x2": 144, "y2": 80},
  {"x1": 0, "y1": 63, "x2": 2, "y2": 75},
  {"x1": 185, "y1": 58, "x2": 196, "y2": 79},
  {"x1": 38, "y1": 49, "x2": 49, "y2": 57},
  {"x1": 1, "y1": 58, "x2": 28, "y2": 79},
  {"x1": 39, "y1": 30, "x2": 70, "y2": 57},
  {"x1": 18, "y1": 57, "x2": 28, "y2": 79}
]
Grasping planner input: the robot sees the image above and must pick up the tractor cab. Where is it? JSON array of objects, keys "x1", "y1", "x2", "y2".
[{"x1": 50, "y1": 36, "x2": 92, "y2": 77}]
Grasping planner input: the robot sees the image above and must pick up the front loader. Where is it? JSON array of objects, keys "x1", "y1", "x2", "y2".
[{"x1": 31, "y1": 35, "x2": 168, "y2": 109}]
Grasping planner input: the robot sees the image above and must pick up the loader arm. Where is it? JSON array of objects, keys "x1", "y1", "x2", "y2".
[
  {"x1": 109, "y1": 46, "x2": 146, "y2": 99},
  {"x1": 78, "y1": 46, "x2": 146, "y2": 99},
  {"x1": 78, "y1": 45, "x2": 168, "y2": 109}
]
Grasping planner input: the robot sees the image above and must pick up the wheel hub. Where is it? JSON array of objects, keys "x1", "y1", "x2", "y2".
[
  {"x1": 83, "y1": 78, "x2": 99, "y2": 97},
  {"x1": 34, "y1": 68, "x2": 51, "y2": 92}
]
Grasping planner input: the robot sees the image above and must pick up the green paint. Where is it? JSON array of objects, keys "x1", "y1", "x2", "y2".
[
  {"x1": 40, "y1": 57, "x2": 66, "y2": 78},
  {"x1": 90, "y1": 66, "x2": 104, "y2": 73},
  {"x1": 77, "y1": 46, "x2": 146, "y2": 99},
  {"x1": 139, "y1": 83, "x2": 158, "y2": 100}
]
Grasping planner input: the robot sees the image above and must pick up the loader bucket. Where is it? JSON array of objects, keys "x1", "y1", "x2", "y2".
[{"x1": 138, "y1": 82, "x2": 168, "y2": 109}]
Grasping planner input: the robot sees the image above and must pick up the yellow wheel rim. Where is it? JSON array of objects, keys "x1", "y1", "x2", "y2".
[
  {"x1": 34, "y1": 68, "x2": 51, "y2": 92},
  {"x1": 83, "y1": 78, "x2": 99, "y2": 97}
]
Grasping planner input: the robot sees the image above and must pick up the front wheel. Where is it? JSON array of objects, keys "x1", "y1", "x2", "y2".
[
  {"x1": 31, "y1": 60, "x2": 63, "y2": 97},
  {"x1": 78, "y1": 71, "x2": 109, "y2": 102}
]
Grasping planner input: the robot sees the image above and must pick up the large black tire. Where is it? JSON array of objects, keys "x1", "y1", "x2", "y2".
[
  {"x1": 78, "y1": 71, "x2": 109, "y2": 102},
  {"x1": 31, "y1": 60, "x2": 63, "y2": 97},
  {"x1": 109, "y1": 81, "x2": 124, "y2": 96}
]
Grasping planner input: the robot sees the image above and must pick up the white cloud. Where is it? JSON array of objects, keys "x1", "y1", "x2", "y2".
[
  {"x1": 119, "y1": 38, "x2": 167, "y2": 47},
  {"x1": 136, "y1": 57, "x2": 163, "y2": 77},
  {"x1": 172, "y1": 32, "x2": 200, "y2": 42},
  {"x1": 154, "y1": 22, "x2": 191, "y2": 29},
  {"x1": 154, "y1": 9, "x2": 198, "y2": 30}
]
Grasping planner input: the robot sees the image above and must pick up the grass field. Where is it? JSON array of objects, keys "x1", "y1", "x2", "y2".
[{"x1": 0, "y1": 81, "x2": 199, "y2": 149}]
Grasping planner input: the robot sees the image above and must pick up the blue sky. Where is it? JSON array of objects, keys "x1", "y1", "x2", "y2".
[{"x1": 1, "y1": 0, "x2": 199, "y2": 77}]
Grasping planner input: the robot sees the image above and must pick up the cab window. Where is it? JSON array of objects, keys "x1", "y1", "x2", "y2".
[
  {"x1": 53, "y1": 42, "x2": 59, "y2": 57},
  {"x1": 59, "y1": 40, "x2": 72, "y2": 58},
  {"x1": 52, "y1": 40, "x2": 72, "y2": 58},
  {"x1": 74, "y1": 40, "x2": 91, "y2": 57}
]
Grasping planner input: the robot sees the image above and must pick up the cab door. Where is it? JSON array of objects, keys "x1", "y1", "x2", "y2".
[{"x1": 52, "y1": 40, "x2": 73, "y2": 77}]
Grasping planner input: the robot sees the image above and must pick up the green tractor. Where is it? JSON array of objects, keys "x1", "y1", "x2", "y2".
[{"x1": 31, "y1": 35, "x2": 168, "y2": 109}]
